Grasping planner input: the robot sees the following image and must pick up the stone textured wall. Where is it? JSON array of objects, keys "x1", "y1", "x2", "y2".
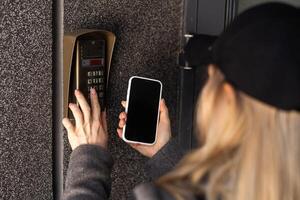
[
  {"x1": 64, "y1": 0, "x2": 183, "y2": 199},
  {"x1": 0, "y1": 0, "x2": 183, "y2": 199},
  {"x1": 0, "y1": 0, "x2": 53, "y2": 199}
]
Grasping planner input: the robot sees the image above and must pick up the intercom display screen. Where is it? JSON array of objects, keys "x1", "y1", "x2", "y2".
[
  {"x1": 80, "y1": 39, "x2": 105, "y2": 58},
  {"x1": 124, "y1": 77, "x2": 162, "y2": 144},
  {"x1": 81, "y1": 58, "x2": 104, "y2": 67}
]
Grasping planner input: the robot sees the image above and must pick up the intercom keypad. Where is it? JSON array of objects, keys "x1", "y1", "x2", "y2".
[
  {"x1": 78, "y1": 39, "x2": 106, "y2": 110},
  {"x1": 87, "y1": 70, "x2": 105, "y2": 97}
]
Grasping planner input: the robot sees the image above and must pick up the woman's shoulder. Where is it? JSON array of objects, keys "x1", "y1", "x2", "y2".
[{"x1": 133, "y1": 183, "x2": 204, "y2": 200}]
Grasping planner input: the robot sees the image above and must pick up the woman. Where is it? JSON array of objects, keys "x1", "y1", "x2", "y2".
[{"x1": 62, "y1": 3, "x2": 300, "y2": 200}]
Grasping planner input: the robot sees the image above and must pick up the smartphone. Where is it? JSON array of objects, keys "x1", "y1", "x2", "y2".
[{"x1": 123, "y1": 76, "x2": 162, "y2": 145}]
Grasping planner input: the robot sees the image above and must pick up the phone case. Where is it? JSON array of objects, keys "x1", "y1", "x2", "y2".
[{"x1": 122, "y1": 76, "x2": 162, "y2": 145}]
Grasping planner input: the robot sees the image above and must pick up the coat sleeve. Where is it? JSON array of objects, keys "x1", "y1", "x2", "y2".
[
  {"x1": 62, "y1": 144, "x2": 114, "y2": 200},
  {"x1": 133, "y1": 182, "x2": 175, "y2": 200},
  {"x1": 133, "y1": 183, "x2": 205, "y2": 200},
  {"x1": 144, "y1": 138, "x2": 186, "y2": 180}
]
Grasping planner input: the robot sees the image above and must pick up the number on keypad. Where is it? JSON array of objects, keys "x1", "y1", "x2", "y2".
[{"x1": 86, "y1": 70, "x2": 105, "y2": 98}]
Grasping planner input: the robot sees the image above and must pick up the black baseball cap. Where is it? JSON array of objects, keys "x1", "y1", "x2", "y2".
[{"x1": 185, "y1": 3, "x2": 300, "y2": 111}]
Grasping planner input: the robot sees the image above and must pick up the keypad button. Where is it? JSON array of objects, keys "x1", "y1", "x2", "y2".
[
  {"x1": 99, "y1": 92, "x2": 104, "y2": 98},
  {"x1": 87, "y1": 71, "x2": 92, "y2": 77},
  {"x1": 88, "y1": 79, "x2": 92, "y2": 84}
]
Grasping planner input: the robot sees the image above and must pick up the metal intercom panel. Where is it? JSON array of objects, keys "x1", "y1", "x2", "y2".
[{"x1": 63, "y1": 30, "x2": 116, "y2": 119}]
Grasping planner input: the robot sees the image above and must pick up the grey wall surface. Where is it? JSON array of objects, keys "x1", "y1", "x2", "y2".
[
  {"x1": 0, "y1": 0, "x2": 53, "y2": 199},
  {"x1": 0, "y1": 0, "x2": 183, "y2": 199},
  {"x1": 64, "y1": 0, "x2": 183, "y2": 199}
]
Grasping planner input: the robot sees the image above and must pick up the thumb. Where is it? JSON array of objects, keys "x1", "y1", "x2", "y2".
[{"x1": 159, "y1": 99, "x2": 170, "y2": 123}]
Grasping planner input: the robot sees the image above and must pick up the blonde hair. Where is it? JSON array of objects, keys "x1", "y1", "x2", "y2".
[{"x1": 157, "y1": 66, "x2": 300, "y2": 200}]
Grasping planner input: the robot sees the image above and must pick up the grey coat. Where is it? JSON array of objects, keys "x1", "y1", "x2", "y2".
[{"x1": 62, "y1": 139, "x2": 191, "y2": 200}]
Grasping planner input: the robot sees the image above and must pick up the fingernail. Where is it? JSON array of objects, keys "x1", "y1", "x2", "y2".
[
  {"x1": 75, "y1": 89, "x2": 79, "y2": 95},
  {"x1": 91, "y1": 87, "x2": 96, "y2": 95}
]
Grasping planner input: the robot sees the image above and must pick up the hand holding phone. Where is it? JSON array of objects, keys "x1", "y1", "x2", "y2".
[
  {"x1": 122, "y1": 76, "x2": 163, "y2": 145},
  {"x1": 117, "y1": 98, "x2": 172, "y2": 157}
]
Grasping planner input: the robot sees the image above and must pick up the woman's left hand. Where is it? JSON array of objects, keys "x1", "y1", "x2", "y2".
[{"x1": 62, "y1": 88, "x2": 108, "y2": 150}]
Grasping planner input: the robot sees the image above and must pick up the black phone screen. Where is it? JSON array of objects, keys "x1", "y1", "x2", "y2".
[{"x1": 124, "y1": 77, "x2": 162, "y2": 144}]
